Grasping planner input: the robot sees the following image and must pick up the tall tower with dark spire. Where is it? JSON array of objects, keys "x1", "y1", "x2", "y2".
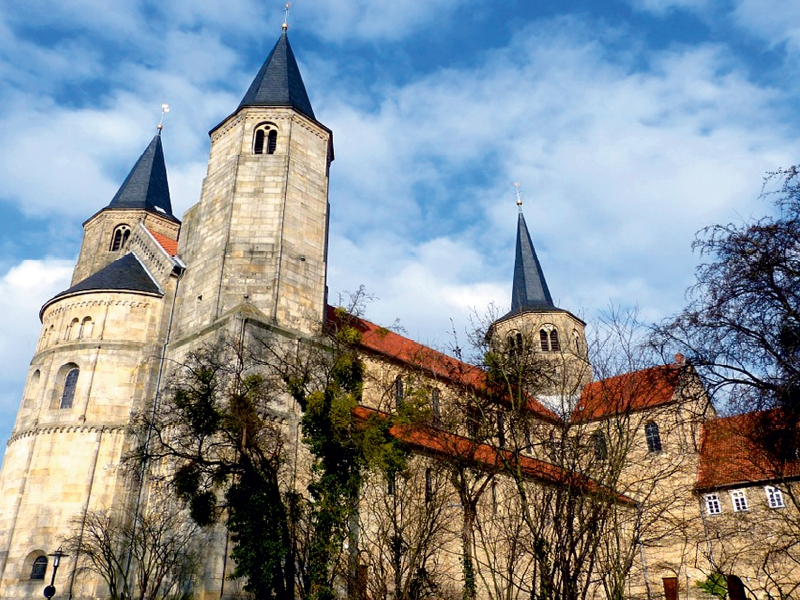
[
  {"x1": 490, "y1": 202, "x2": 591, "y2": 410},
  {"x1": 0, "y1": 132, "x2": 185, "y2": 599},
  {"x1": 170, "y1": 29, "x2": 333, "y2": 343}
]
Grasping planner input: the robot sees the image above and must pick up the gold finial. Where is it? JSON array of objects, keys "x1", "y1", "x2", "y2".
[
  {"x1": 157, "y1": 103, "x2": 170, "y2": 134},
  {"x1": 283, "y1": 2, "x2": 291, "y2": 31},
  {"x1": 514, "y1": 182, "x2": 523, "y2": 211}
]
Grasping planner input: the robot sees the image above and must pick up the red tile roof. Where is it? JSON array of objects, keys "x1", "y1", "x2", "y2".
[
  {"x1": 353, "y1": 405, "x2": 634, "y2": 505},
  {"x1": 147, "y1": 228, "x2": 179, "y2": 256},
  {"x1": 327, "y1": 306, "x2": 557, "y2": 421},
  {"x1": 696, "y1": 410, "x2": 800, "y2": 490},
  {"x1": 573, "y1": 365, "x2": 682, "y2": 422}
]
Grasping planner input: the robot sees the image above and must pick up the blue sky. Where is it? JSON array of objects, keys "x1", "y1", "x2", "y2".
[{"x1": 1, "y1": 0, "x2": 800, "y2": 450}]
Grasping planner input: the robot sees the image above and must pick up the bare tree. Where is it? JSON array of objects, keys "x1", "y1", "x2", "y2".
[{"x1": 63, "y1": 492, "x2": 200, "y2": 600}]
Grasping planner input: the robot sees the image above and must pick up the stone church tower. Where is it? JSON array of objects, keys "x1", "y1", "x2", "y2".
[
  {"x1": 0, "y1": 28, "x2": 330, "y2": 599},
  {"x1": 488, "y1": 206, "x2": 591, "y2": 412}
]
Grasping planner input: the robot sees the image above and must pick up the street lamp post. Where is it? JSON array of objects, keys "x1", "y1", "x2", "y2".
[{"x1": 43, "y1": 547, "x2": 68, "y2": 599}]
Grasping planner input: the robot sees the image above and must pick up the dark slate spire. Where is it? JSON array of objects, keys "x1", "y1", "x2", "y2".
[
  {"x1": 238, "y1": 32, "x2": 315, "y2": 120},
  {"x1": 107, "y1": 134, "x2": 175, "y2": 219},
  {"x1": 510, "y1": 212, "x2": 555, "y2": 313}
]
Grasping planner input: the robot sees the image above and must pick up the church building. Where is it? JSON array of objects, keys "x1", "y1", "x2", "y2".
[{"x1": 0, "y1": 26, "x2": 797, "y2": 600}]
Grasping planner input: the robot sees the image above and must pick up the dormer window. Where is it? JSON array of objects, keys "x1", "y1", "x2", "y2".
[
  {"x1": 253, "y1": 123, "x2": 278, "y2": 155},
  {"x1": 110, "y1": 225, "x2": 131, "y2": 251}
]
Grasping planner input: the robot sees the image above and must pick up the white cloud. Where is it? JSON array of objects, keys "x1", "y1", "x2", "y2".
[
  {"x1": 731, "y1": 0, "x2": 800, "y2": 51},
  {"x1": 321, "y1": 20, "x2": 799, "y2": 337},
  {"x1": 0, "y1": 260, "x2": 73, "y2": 449}
]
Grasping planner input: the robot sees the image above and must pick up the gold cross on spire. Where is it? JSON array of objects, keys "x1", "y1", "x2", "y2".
[
  {"x1": 283, "y1": 2, "x2": 291, "y2": 31},
  {"x1": 514, "y1": 182, "x2": 523, "y2": 211},
  {"x1": 157, "y1": 103, "x2": 170, "y2": 134}
]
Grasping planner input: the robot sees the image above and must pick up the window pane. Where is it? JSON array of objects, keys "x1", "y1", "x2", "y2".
[
  {"x1": 645, "y1": 422, "x2": 662, "y2": 453},
  {"x1": 61, "y1": 368, "x2": 79, "y2": 409},
  {"x1": 31, "y1": 556, "x2": 47, "y2": 580}
]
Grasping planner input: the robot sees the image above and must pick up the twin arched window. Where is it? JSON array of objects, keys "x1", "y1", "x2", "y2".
[
  {"x1": 254, "y1": 123, "x2": 278, "y2": 155},
  {"x1": 540, "y1": 328, "x2": 560, "y2": 352},
  {"x1": 110, "y1": 224, "x2": 131, "y2": 251}
]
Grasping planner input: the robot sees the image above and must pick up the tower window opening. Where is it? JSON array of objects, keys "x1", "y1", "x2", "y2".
[
  {"x1": 540, "y1": 329, "x2": 549, "y2": 351},
  {"x1": 110, "y1": 224, "x2": 131, "y2": 251},
  {"x1": 644, "y1": 421, "x2": 662, "y2": 453},
  {"x1": 30, "y1": 556, "x2": 47, "y2": 580},
  {"x1": 549, "y1": 330, "x2": 560, "y2": 352},
  {"x1": 61, "y1": 368, "x2": 79, "y2": 409},
  {"x1": 253, "y1": 123, "x2": 278, "y2": 155}
]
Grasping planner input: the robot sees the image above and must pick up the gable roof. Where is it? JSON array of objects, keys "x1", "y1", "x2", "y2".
[
  {"x1": 326, "y1": 306, "x2": 559, "y2": 421},
  {"x1": 147, "y1": 228, "x2": 179, "y2": 256},
  {"x1": 107, "y1": 134, "x2": 176, "y2": 220},
  {"x1": 696, "y1": 409, "x2": 800, "y2": 490},
  {"x1": 573, "y1": 365, "x2": 682, "y2": 422},
  {"x1": 42, "y1": 253, "x2": 162, "y2": 318},
  {"x1": 353, "y1": 405, "x2": 634, "y2": 505},
  {"x1": 238, "y1": 32, "x2": 315, "y2": 120}
]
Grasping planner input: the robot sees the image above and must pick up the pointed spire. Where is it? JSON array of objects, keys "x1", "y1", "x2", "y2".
[
  {"x1": 107, "y1": 134, "x2": 175, "y2": 219},
  {"x1": 510, "y1": 211, "x2": 555, "y2": 313},
  {"x1": 238, "y1": 32, "x2": 315, "y2": 120}
]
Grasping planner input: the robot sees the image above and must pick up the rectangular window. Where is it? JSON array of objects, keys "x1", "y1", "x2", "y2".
[
  {"x1": 765, "y1": 485, "x2": 785, "y2": 508},
  {"x1": 705, "y1": 493, "x2": 721, "y2": 515},
  {"x1": 730, "y1": 489, "x2": 748, "y2": 512}
]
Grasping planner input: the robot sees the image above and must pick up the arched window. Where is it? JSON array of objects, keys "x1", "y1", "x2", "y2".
[
  {"x1": 110, "y1": 224, "x2": 131, "y2": 251},
  {"x1": 549, "y1": 330, "x2": 560, "y2": 352},
  {"x1": 30, "y1": 556, "x2": 47, "y2": 580},
  {"x1": 394, "y1": 376, "x2": 404, "y2": 409},
  {"x1": 593, "y1": 431, "x2": 608, "y2": 461},
  {"x1": 80, "y1": 317, "x2": 93, "y2": 338},
  {"x1": 67, "y1": 318, "x2": 80, "y2": 340},
  {"x1": 573, "y1": 330, "x2": 581, "y2": 352},
  {"x1": 27, "y1": 370, "x2": 41, "y2": 402},
  {"x1": 540, "y1": 327, "x2": 559, "y2": 352},
  {"x1": 61, "y1": 368, "x2": 79, "y2": 409},
  {"x1": 253, "y1": 123, "x2": 278, "y2": 155},
  {"x1": 644, "y1": 421, "x2": 662, "y2": 453}
]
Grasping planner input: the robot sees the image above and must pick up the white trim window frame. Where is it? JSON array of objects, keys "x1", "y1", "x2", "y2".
[
  {"x1": 705, "y1": 493, "x2": 722, "y2": 515},
  {"x1": 765, "y1": 485, "x2": 786, "y2": 509},
  {"x1": 730, "y1": 489, "x2": 749, "y2": 512}
]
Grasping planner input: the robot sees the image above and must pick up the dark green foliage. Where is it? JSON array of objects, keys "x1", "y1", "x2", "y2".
[
  {"x1": 138, "y1": 311, "x2": 407, "y2": 600},
  {"x1": 227, "y1": 467, "x2": 291, "y2": 600},
  {"x1": 696, "y1": 573, "x2": 727, "y2": 599}
]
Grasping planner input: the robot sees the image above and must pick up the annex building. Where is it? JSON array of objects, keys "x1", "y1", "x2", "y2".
[{"x1": 0, "y1": 27, "x2": 797, "y2": 600}]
